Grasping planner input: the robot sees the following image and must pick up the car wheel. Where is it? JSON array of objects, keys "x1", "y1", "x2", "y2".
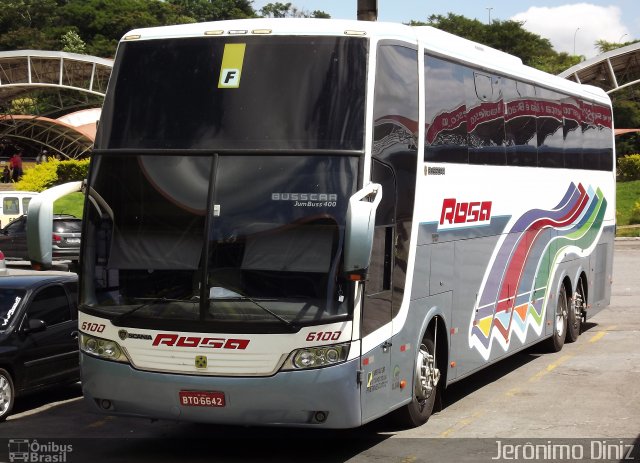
[{"x1": 0, "y1": 368, "x2": 15, "y2": 422}]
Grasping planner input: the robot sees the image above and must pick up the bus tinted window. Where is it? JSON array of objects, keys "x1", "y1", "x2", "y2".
[
  {"x1": 467, "y1": 72, "x2": 506, "y2": 165},
  {"x1": 595, "y1": 104, "x2": 614, "y2": 171},
  {"x1": 424, "y1": 54, "x2": 613, "y2": 172},
  {"x1": 424, "y1": 56, "x2": 468, "y2": 163},
  {"x1": 101, "y1": 36, "x2": 367, "y2": 151},
  {"x1": 537, "y1": 88, "x2": 564, "y2": 168},
  {"x1": 563, "y1": 96, "x2": 583, "y2": 169},
  {"x1": 504, "y1": 79, "x2": 537, "y2": 167},
  {"x1": 582, "y1": 101, "x2": 600, "y2": 170}
]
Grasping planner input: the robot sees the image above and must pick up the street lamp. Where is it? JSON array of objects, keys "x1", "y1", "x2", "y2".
[
  {"x1": 573, "y1": 27, "x2": 580, "y2": 55},
  {"x1": 619, "y1": 33, "x2": 628, "y2": 43},
  {"x1": 486, "y1": 7, "x2": 493, "y2": 25}
]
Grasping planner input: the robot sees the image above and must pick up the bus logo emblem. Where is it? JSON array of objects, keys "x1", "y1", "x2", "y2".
[
  {"x1": 195, "y1": 356, "x2": 208, "y2": 369},
  {"x1": 118, "y1": 330, "x2": 128, "y2": 340}
]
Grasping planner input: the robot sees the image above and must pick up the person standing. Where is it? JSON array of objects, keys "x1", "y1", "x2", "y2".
[{"x1": 9, "y1": 151, "x2": 23, "y2": 182}]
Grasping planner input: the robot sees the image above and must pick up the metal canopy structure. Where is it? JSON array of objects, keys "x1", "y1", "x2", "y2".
[
  {"x1": 0, "y1": 50, "x2": 113, "y2": 159},
  {"x1": 559, "y1": 42, "x2": 640, "y2": 95}
]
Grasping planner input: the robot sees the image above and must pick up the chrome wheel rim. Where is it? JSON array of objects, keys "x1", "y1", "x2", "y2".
[
  {"x1": 556, "y1": 293, "x2": 567, "y2": 338},
  {"x1": 415, "y1": 343, "x2": 440, "y2": 403},
  {"x1": 0, "y1": 375, "x2": 11, "y2": 416}
]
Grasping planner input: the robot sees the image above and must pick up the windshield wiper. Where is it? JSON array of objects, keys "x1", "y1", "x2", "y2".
[
  {"x1": 114, "y1": 297, "x2": 198, "y2": 322},
  {"x1": 209, "y1": 288, "x2": 298, "y2": 332}
]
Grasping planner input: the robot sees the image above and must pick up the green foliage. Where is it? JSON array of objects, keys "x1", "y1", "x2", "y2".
[
  {"x1": 311, "y1": 10, "x2": 330, "y2": 19},
  {"x1": 259, "y1": 2, "x2": 329, "y2": 18},
  {"x1": 529, "y1": 52, "x2": 582, "y2": 75},
  {"x1": 0, "y1": 0, "x2": 256, "y2": 57},
  {"x1": 260, "y1": 2, "x2": 292, "y2": 18},
  {"x1": 57, "y1": 159, "x2": 90, "y2": 183},
  {"x1": 616, "y1": 180, "x2": 640, "y2": 226},
  {"x1": 15, "y1": 159, "x2": 90, "y2": 192},
  {"x1": 54, "y1": 192, "x2": 84, "y2": 218},
  {"x1": 596, "y1": 39, "x2": 640, "y2": 54},
  {"x1": 424, "y1": 14, "x2": 561, "y2": 69},
  {"x1": 8, "y1": 97, "x2": 38, "y2": 114},
  {"x1": 630, "y1": 201, "x2": 640, "y2": 225},
  {"x1": 16, "y1": 160, "x2": 60, "y2": 192},
  {"x1": 617, "y1": 154, "x2": 640, "y2": 182},
  {"x1": 61, "y1": 30, "x2": 86, "y2": 53}
]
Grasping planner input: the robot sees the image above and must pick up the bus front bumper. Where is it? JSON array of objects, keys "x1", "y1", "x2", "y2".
[{"x1": 81, "y1": 353, "x2": 363, "y2": 428}]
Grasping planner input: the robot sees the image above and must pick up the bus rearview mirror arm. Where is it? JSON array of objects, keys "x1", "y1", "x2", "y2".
[
  {"x1": 27, "y1": 181, "x2": 83, "y2": 269},
  {"x1": 343, "y1": 183, "x2": 382, "y2": 275}
]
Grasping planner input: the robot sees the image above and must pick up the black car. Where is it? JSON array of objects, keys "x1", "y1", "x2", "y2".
[
  {"x1": 0, "y1": 271, "x2": 79, "y2": 421},
  {"x1": 0, "y1": 214, "x2": 82, "y2": 263}
]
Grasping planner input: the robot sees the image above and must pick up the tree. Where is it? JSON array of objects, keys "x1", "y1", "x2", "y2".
[
  {"x1": 167, "y1": 0, "x2": 254, "y2": 22},
  {"x1": 260, "y1": 2, "x2": 329, "y2": 18},
  {"x1": 61, "y1": 30, "x2": 86, "y2": 54},
  {"x1": 424, "y1": 13, "x2": 559, "y2": 69},
  {"x1": 596, "y1": 39, "x2": 640, "y2": 54},
  {"x1": 260, "y1": 2, "x2": 292, "y2": 18}
]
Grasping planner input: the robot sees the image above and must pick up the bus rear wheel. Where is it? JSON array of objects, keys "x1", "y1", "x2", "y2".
[
  {"x1": 392, "y1": 336, "x2": 440, "y2": 428},
  {"x1": 546, "y1": 284, "x2": 568, "y2": 352},
  {"x1": 567, "y1": 279, "x2": 586, "y2": 343}
]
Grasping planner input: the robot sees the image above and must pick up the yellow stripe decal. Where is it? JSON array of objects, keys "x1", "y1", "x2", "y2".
[{"x1": 218, "y1": 43, "x2": 246, "y2": 88}]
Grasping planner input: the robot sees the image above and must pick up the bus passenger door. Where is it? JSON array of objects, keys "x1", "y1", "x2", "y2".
[{"x1": 360, "y1": 160, "x2": 396, "y2": 421}]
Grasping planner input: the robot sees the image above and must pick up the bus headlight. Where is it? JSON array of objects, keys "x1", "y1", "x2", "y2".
[
  {"x1": 80, "y1": 333, "x2": 129, "y2": 363},
  {"x1": 281, "y1": 343, "x2": 350, "y2": 371}
]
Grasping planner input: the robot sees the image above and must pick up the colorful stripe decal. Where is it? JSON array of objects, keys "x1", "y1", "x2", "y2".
[{"x1": 469, "y1": 182, "x2": 607, "y2": 360}]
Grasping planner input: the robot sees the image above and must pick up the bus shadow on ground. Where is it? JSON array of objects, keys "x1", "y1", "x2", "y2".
[{"x1": 440, "y1": 320, "x2": 600, "y2": 411}]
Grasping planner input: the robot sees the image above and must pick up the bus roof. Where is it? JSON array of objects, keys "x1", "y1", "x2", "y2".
[{"x1": 121, "y1": 18, "x2": 610, "y2": 106}]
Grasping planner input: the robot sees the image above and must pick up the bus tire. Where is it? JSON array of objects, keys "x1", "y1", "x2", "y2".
[
  {"x1": 0, "y1": 368, "x2": 15, "y2": 422},
  {"x1": 567, "y1": 279, "x2": 586, "y2": 343},
  {"x1": 392, "y1": 336, "x2": 440, "y2": 428},
  {"x1": 546, "y1": 284, "x2": 568, "y2": 352}
]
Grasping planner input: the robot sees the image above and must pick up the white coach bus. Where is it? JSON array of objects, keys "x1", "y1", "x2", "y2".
[{"x1": 30, "y1": 18, "x2": 615, "y2": 428}]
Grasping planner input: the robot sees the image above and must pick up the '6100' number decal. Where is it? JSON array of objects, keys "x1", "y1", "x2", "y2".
[
  {"x1": 81, "y1": 322, "x2": 106, "y2": 333},
  {"x1": 306, "y1": 331, "x2": 341, "y2": 342}
]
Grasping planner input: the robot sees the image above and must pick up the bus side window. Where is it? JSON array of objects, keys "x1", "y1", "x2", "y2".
[
  {"x1": 424, "y1": 55, "x2": 468, "y2": 163},
  {"x1": 362, "y1": 160, "x2": 395, "y2": 336},
  {"x1": 504, "y1": 79, "x2": 537, "y2": 167},
  {"x1": 467, "y1": 72, "x2": 506, "y2": 166}
]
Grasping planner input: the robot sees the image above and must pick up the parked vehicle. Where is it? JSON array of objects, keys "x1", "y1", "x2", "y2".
[
  {"x1": 0, "y1": 251, "x2": 6, "y2": 276},
  {"x1": 0, "y1": 215, "x2": 81, "y2": 263},
  {"x1": 0, "y1": 271, "x2": 79, "y2": 421},
  {"x1": 0, "y1": 192, "x2": 38, "y2": 229}
]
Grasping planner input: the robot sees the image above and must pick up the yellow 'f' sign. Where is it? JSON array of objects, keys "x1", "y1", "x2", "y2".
[{"x1": 218, "y1": 43, "x2": 246, "y2": 88}]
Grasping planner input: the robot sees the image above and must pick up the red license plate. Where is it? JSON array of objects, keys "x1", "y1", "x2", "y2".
[{"x1": 179, "y1": 390, "x2": 226, "y2": 408}]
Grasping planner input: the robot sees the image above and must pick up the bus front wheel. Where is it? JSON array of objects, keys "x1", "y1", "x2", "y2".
[{"x1": 392, "y1": 336, "x2": 440, "y2": 428}]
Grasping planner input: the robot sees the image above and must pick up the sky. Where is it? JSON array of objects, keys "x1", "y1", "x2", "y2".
[{"x1": 250, "y1": 0, "x2": 640, "y2": 59}]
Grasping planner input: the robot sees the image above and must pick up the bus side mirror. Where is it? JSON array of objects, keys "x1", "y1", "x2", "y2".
[
  {"x1": 27, "y1": 181, "x2": 83, "y2": 269},
  {"x1": 343, "y1": 183, "x2": 382, "y2": 275}
]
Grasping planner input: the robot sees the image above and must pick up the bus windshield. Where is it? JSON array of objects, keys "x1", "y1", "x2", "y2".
[
  {"x1": 100, "y1": 35, "x2": 367, "y2": 150},
  {"x1": 82, "y1": 153, "x2": 359, "y2": 331},
  {"x1": 82, "y1": 34, "x2": 368, "y2": 332}
]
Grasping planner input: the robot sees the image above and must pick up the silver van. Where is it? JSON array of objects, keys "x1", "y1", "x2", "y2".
[{"x1": 0, "y1": 191, "x2": 38, "y2": 228}]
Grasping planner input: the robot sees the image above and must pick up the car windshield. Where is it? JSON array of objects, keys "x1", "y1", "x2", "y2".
[{"x1": 0, "y1": 289, "x2": 26, "y2": 330}]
